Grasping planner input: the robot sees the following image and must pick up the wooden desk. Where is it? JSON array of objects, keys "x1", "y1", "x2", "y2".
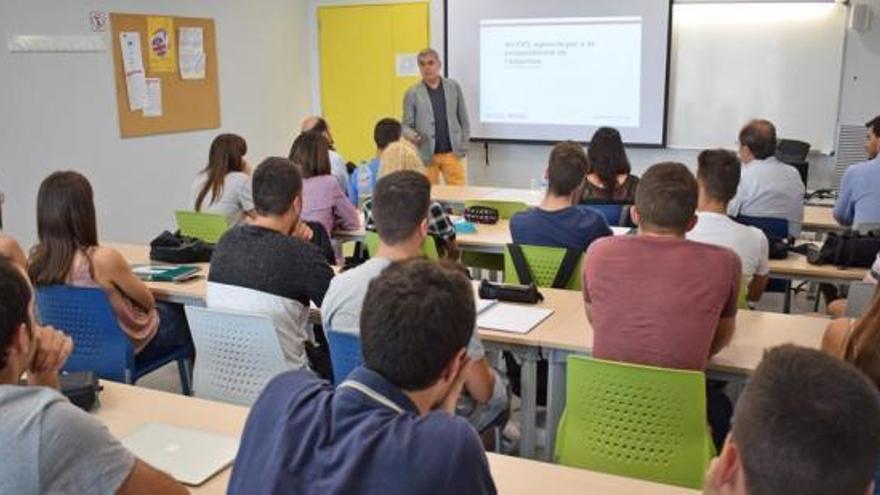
[
  {"x1": 432, "y1": 185, "x2": 542, "y2": 208},
  {"x1": 113, "y1": 242, "x2": 830, "y2": 459},
  {"x1": 96, "y1": 382, "x2": 697, "y2": 494},
  {"x1": 110, "y1": 243, "x2": 208, "y2": 306},
  {"x1": 768, "y1": 253, "x2": 866, "y2": 284},
  {"x1": 96, "y1": 382, "x2": 247, "y2": 494},
  {"x1": 803, "y1": 205, "x2": 839, "y2": 233}
]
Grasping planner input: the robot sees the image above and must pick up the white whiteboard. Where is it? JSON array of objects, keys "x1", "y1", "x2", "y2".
[{"x1": 668, "y1": 3, "x2": 847, "y2": 152}]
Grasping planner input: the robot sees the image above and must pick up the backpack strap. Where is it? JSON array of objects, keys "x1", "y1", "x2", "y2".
[
  {"x1": 506, "y1": 243, "x2": 533, "y2": 286},
  {"x1": 551, "y1": 249, "x2": 581, "y2": 289}
]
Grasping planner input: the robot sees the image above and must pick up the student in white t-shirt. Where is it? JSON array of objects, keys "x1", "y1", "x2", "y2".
[{"x1": 689, "y1": 149, "x2": 770, "y2": 305}]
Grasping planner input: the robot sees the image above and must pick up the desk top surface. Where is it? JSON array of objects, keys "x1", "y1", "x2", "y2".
[{"x1": 96, "y1": 382, "x2": 699, "y2": 495}]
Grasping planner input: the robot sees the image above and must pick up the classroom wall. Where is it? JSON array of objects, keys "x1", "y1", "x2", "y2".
[
  {"x1": 307, "y1": 0, "x2": 878, "y2": 190},
  {"x1": 0, "y1": 0, "x2": 312, "y2": 247}
]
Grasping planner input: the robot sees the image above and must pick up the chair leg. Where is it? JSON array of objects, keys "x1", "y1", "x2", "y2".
[{"x1": 178, "y1": 358, "x2": 193, "y2": 396}]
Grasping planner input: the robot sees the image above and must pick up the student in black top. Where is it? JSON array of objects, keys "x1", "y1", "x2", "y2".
[
  {"x1": 208, "y1": 157, "x2": 335, "y2": 373},
  {"x1": 582, "y1": 127, "x2": 640, "y2": 203}
]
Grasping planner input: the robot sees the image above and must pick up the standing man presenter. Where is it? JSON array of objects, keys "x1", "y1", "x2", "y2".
[{"x1": 403, "y1": 48, "x2": 470, "y2": 185}]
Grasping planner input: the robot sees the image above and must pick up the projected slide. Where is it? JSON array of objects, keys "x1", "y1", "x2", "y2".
[{"x1": 480, "y1": 17, "x2": 642, "y2": 127}]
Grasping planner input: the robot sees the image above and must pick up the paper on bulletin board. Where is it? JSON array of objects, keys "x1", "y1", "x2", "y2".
[
  {"x1": 119, "y1": 31, "x2": 146, "y2": 110},
  {"x1": 395, "y1": 53, "x2": 419, "y2": 77},
  {"x1": 143, "y1": 78, "x2": 163, "y2": 117},
  {"x1": 146, "y1": 16, "x2": 176, "y2": 73},
  {"x1": 178, "y1": 27, "x2": 205, "y2": 80}
]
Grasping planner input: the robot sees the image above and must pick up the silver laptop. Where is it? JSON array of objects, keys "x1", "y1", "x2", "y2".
[{"x1": 121, "y1": 423, "x2": 240, "y2": 486}]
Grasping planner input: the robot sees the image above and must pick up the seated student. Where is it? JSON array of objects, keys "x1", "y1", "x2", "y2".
[
  {"x1": 727, "y1": 119, "x2": 805, "y2": 236},
  {"x1": 583, "y1": 162, "x2": 741, "y2": 448},
  {"x1": 705, "y1": 345, "x2": 880, "y2": 495},
  {"x1": 323, "y1": 171, "x2": 507, "y2": 434},
  {"x1": 229, "y1": 258, "x2": 497, "y2": 494},
  {"x1": 688, "y1": 149, "x2": 770, "y2": 305},
  {"x1": 363, "y1": 141, "x2": 459, "y2": 258},
  {"x1": 581, "y1": 127, "x2": 639, "y2": 203},
  {"x1": 300, "y1": 115, "x2": 349, "y2": 196},
  {"x1": 511, "y1": 141, "x2": 612, "y2": 252},
  {"x1": 289, "y1": 131, "x2": 360, "y2": 239},
  {"x1": 835, "y1": 115, "x2": 880, "y2": 230},
  {"x1": 208, "y1": 157, "x2": 334, "y2": 370},
  {"x1": 0, "y1": 257, "x2": 187, "y2": 494},
  {"x1": 827, "y1": 253, "x2": 880, "y2": 318},
  {"x1": 0, "y1": 233, "x2": 26, "y2": 268},
  {"x1": 191, "y1": 133, "x2": 253, "y2": 226},
  {"x1": 28, "y1": 171, "x2": 192, "y2": 364},
  {"x1": 349, "y1": 118, "x2": 402, "y2": 205}
]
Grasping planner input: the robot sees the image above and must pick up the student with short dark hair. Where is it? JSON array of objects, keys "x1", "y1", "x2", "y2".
[
  {"x1": 584, "y1": 162, "x2": 741, "y2": 447},
  {"x1": 208, "y1": 157, "x2": 335, "y2": 370},
  {"x1": 728, "y1": 119, "x2": 805, "y2": 235},
  {"x1": 834, "y1": 115, "x2": 880, "y2": 229},
  {"x1": 289, "y1": 131, "x2": 360, "y2": 240},
  {"x1": 191, "y1": 133, "x2": 253, "y2": 226},
  {"x1": 0, "y1": 257, "x2": 187, "y2": 494},
  {"x1": 29, "y1": 171, "x2": 192, "y2": 364},
  {"x1": 323, "y1": 171, "x2": 507, "y2": 433},
  {"x1": 582, "y1": 127, "x2": 639, "y2": 203},
  {"x1": 688, "y1": 149, "x2": 770, "y2": 304},
  {"x1": 349, "y1": 118, "x2": 403, "y2": 204},
  {"x1": 229, "y1": 258, "x2": 497, "y2": 494},
  {"x1": 511, "y1": 141, "x2": 612, "y2": 252},
  {"x1": 704, "y1": 345, "x2": 880, "y2": 495}
]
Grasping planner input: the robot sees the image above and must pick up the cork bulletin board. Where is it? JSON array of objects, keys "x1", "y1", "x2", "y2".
[{"x1": 111, "y1": 13, "x2": 220, "y2": 137}]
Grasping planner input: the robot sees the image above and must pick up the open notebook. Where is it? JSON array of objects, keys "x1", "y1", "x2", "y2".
[{"x1": 476, "y1": 298, "x2": 553, "y2": 334}]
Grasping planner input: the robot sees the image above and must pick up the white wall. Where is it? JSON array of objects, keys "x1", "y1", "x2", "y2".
[
  {"x1": 0, "y1": 0, "x2": 312, "y2": 247},
  {"x1": 840, "y1": 0, "x2": 880, "y2": 125}
]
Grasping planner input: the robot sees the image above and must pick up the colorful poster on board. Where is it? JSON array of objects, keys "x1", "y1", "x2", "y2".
[{"x1": 146, "y1": 16, "x2": 176, "y2": 73}]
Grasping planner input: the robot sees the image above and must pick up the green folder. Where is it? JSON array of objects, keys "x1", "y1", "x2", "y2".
[{"x1": 132, "y1": 264, "x2": 201, "y2": 282}]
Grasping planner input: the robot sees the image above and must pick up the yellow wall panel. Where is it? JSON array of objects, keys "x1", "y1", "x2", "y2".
[{"x1": 318, "y1": 3, "x2": 429, "y2": 163}]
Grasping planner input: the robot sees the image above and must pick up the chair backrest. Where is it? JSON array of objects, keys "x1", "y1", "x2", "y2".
[
  {"x1": 846, "y1": 281, "x2": 878, "y2": 318},
  {"x1": 184, "y1": 306, "x2": 288, "y2": 406},
  {"x1": 555, "y1": 355, "x2": 713, "y2": 489},
  {"x1": 776, "y1": 139, "x2": 810, "y2": 164},
  {"x1": 327, "y1": 330, "x2": 363, "y2": 385},
  {"x1": 35, "y1": 285, "x2": 134, "y2": 383},
  {"x1": 579, "y1": 203, "x2": 633, "y2": 228},
  {"x1": 464, "y1": 200, "x2": 529, "y2": 219},
  {"x1": 363, "y1": 231, "x2": 439, "y2": 259},
  {"x1": 503, "y1": 244, "x2": 583, "y2": 290},
  {"x1": 175, "y1": 210, "x2": 229, "y2": 244},
  {"x1": 735, "y1": 215, "x2": 790, "y2": 240}
]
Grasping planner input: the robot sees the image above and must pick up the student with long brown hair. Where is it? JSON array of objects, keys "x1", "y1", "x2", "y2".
[
  {"x1": 29, "y1": 171, "x2": 192, "y2": 364},
  {"x1": 823, "y1": 285, "x2": 880, "y2": 495},
  {"x1": 191, "y1": 133, "x2": 253, "y2": 225},
  {"x1": 289, "y1": 131, "x2": 359, "y2": 240},
  {"x1": 582, "y1": 127, "x2": 640, "y2": 203}
]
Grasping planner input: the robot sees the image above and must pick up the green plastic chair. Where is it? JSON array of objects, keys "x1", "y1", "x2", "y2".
[
  {"x1": 461, "y1": 200, "x2": 529, "y2": 272},
  {"x1": 738, "y1": 280, "x2": 748, "y2": 310},
  {"x1": 363, "y1": 231, "x2": 439, "y2": 259},
  {"x1": 175, "y1": 210, "x2": 229, "y2": 244},
  {"x1": 503, "y1": 244, "x2": 583, "y2": 290},
  {"x1": 555, "y1": 355, "x2": 715, "y2": 489}
]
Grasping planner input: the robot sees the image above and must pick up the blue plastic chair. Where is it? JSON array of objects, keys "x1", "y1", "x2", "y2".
[
  {"x1": 735, "y1": 215, "x2": 792, "y2": 312},
  {"x1": 326, "y1": 329, "x2": 363, "y2": 385},
  {"x1": 579, "y1": 203, "x2": 634, "y2": 227},
  {"x1": 35, "y1": 285, "x2": 192, "y2": 393}
]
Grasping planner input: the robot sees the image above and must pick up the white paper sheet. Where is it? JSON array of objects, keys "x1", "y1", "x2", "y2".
[
  {"x1": 395, "y1": 53, "x2": 419, "y2": 77},
  {"x1": 611, "y1": 226, "x2": 632, "y2": 236},
  {"x1": 476, "y1": 298, "x2": 497, "y2": 314},
  {"x1": 477, "y1": 303, "x2": 553, "y2": 334},
  {"x1": 120, "y1": 32, "x2": 146, "y2": 110},
  {"x1": 179, "y1": 27, "x2": 205, "y2": 79},
  {"x1": 143, "y1": 78, "x2": 162, "y2": 117}
]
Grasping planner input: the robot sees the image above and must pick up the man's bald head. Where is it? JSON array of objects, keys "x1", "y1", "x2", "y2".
[{"x1": 738, "y1": 119, "x2": 777, "y2": 162}]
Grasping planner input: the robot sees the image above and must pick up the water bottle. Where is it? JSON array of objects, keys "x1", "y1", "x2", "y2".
[{"x1": 357, "y1": 162, "x2": 374, "y2": 207}]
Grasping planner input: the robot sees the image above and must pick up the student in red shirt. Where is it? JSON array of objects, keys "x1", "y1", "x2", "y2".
[{"x1": 583, "y1": 161, "x2": 742, "y2": 448}]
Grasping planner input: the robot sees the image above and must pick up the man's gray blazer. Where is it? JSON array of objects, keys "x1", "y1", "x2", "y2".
[{"x1": 402, "y1": 78, "x2": 471, "y2": 163}]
